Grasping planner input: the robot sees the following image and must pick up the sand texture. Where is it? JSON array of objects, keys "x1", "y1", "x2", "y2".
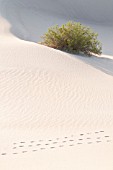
[{"x1": 0, "y1": 0, "x2": 113, "y2": 169}]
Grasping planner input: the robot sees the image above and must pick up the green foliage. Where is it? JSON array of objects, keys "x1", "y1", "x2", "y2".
[{"x1": 40, "y1": 21, "x2": 102, "y2": 56}]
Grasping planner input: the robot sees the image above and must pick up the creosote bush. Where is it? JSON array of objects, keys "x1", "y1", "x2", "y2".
[{"x1": 40, "y1": 21, "x2": 102, "y2": 56}]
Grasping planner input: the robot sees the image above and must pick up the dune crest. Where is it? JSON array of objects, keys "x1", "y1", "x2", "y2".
[{"x1": 0, "y1": 0, "x2": 113, "y2": 169}]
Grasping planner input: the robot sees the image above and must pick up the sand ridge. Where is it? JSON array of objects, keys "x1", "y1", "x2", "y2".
[{"x1": 0, "y1": 0, "x2": 113, "y2": 169}]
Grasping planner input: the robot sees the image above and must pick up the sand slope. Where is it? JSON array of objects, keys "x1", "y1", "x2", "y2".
[{"x1": 0, "y1": 0, "x2": 113, "y2": 169}]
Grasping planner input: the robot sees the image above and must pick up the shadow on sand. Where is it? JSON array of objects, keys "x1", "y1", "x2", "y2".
[
  {"x1": 0, "y1": 0, "x2": 113, "y2": 74},
  {"x1": 74, "y1": 54, "x2": 113, "y2": 77}
]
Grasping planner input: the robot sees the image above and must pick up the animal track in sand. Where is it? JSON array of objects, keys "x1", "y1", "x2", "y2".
[
  {"x1": 50, "y1": 147, "x2": 55, "y2": 149},
  {"x1": 1, "y1": 153, "x2": 7, "y2": 156},
  {"x1": 32, "y1": 150, "x2": 37, "y2": 152},
  {"x1": 0, "y1": 130, "x2": 112, "y2": 156},
  {"x1": 19, "y1": 145, "x2": 24, "y2": 147},
  {"x1": 22, "y1": 151, "x2": 27, "y2": 153},
  {"x1": 13, "y1": 147, "x2": 17, "y2": 149},
  {"x1": 77, "y1": 143, "x2": 83, "y2": 145},
  {"x1": 28, "y1": 145, "x2": 33, "y2": 147},
  {"x1": 13, "y1": 152, "x2": 18, "y2": 154},
  {"x1": 69, "y1": 144, "x2": 74, "y2": 147},
  {"x1": 87, "y1": 142, "x2": 93, "y2": 144}
]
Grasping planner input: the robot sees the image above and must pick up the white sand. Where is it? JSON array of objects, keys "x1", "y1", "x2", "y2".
[{"x1": 0, "y1": 0, "x2": 113, "y2": 169}]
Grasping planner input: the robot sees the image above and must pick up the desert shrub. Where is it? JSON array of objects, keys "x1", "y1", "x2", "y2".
[{"x1": 40, "y1": 21, "x2": 102, "y2": 56}]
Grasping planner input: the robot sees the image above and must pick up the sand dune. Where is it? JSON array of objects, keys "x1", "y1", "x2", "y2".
[{"x1": 0, "y1": 0, "x2": 113, "y2": 169}]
